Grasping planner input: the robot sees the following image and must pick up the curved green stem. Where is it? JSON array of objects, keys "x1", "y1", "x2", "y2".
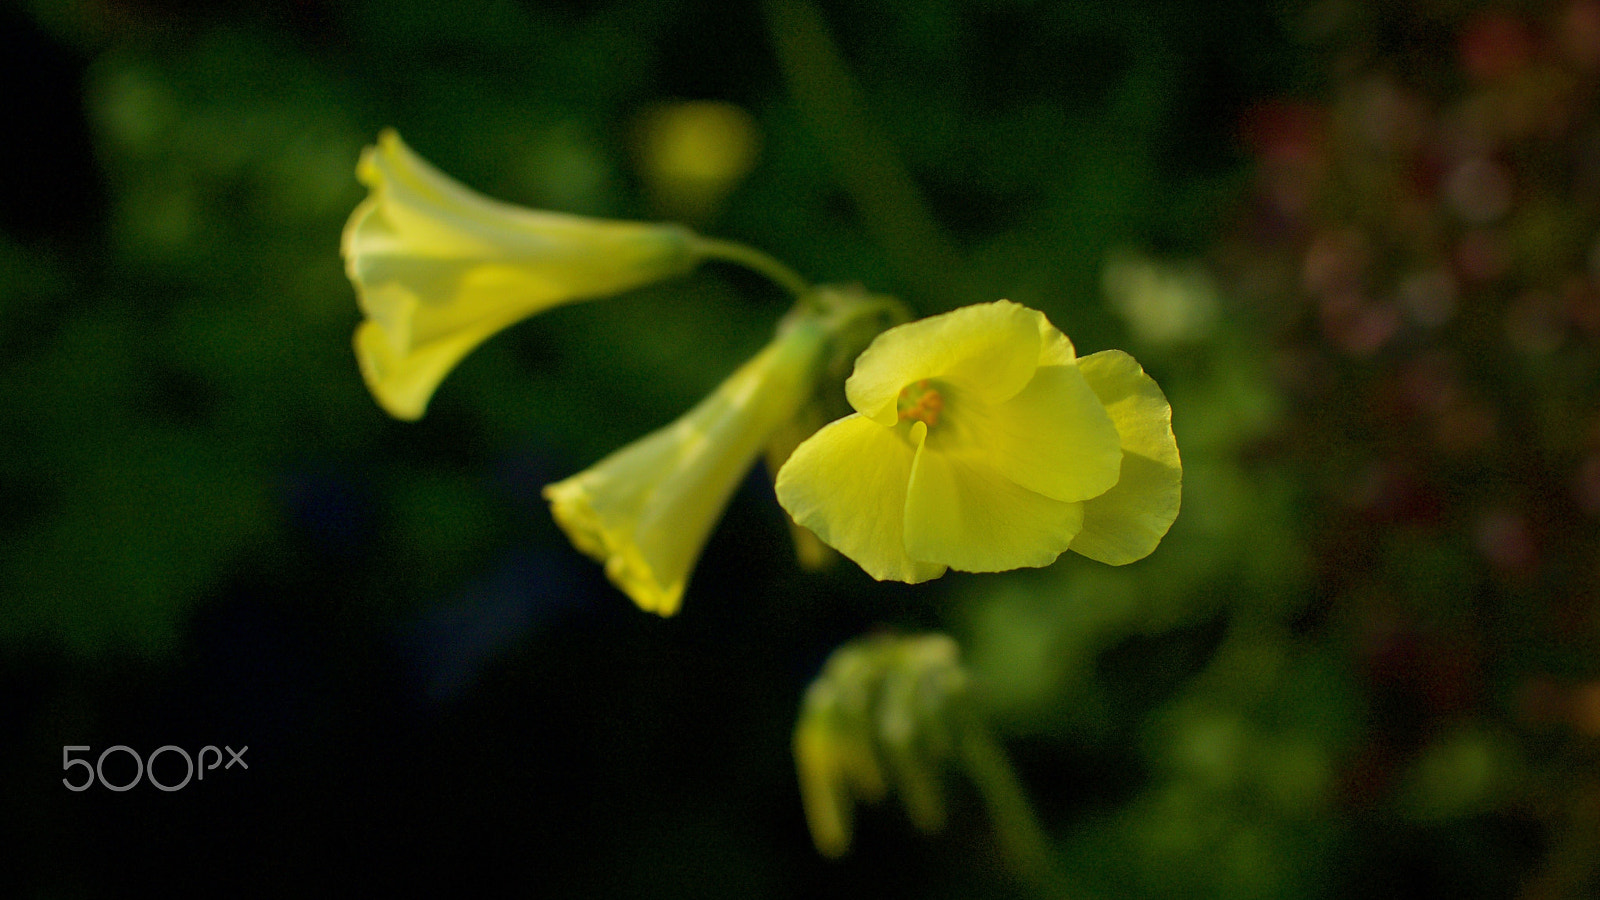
[
  {"x1": 960, "y1": 723, "x2": 1076, "y2": 899},
  {"x1": 693, "y1": 235, "x2": 812, "y2": 298}
]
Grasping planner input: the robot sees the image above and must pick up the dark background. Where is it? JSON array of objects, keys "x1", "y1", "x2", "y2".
[{"x1": 4, "y1": 0, "x2": 1599, "y2": 896}]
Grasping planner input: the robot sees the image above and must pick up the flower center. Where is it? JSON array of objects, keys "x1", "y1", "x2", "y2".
[{"x1": 896, "y1": 379, "x2": 944, "y2": 427}]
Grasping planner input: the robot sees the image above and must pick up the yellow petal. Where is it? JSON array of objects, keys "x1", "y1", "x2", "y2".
[
  {"x1": 845, "y1": 300, "x2": 1042, "y2": 425},
  {"x1": 352, "y1": 319, "x2": 503, "y2": 421},
  {"x1": 903, "y1": 427, "x2": 1085, "y2": 572},
  {"x1": 1035, "y1": 317, "x2": 1080, "y2": 367},
  {"x1": 544, "y1": 322, "x2": 826, "y2": 615},
  {"x1": 343, "y1": 129, "x2": 701, "y2": 419},
  {"x1": 943, "y1": 361, "x2": 1123, "y2": 503},
  {"x1": 774, "y1": 415, "x2": 947, "y2": 583},
  {"x1": 1069, "y1": 350, "x2": 1182, "y2": 565}
]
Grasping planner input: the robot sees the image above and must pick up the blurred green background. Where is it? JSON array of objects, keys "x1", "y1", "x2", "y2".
[{"x1": 5, "y1": 0, "x2": 1600, "y2": 896}]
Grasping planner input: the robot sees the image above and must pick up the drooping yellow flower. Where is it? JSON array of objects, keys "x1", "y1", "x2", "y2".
[
  {"x1": 342, "y1": 129, "x2": 703, "y2": 420},
  {"x1": 543, "y1": 317, "x2": 828, "y2": 616},
  {"x1": 775, "y1": 300, "x2": 1180, "y2": 582}
]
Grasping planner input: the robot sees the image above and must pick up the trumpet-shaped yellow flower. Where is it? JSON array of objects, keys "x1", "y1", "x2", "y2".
[
  {"x1": 543, "y1": 318, "x2": 828, "y2": 616},
  {"x1": 342, "y1": 129, "x2": 703, "y2": 420},
  {"x1": 775, "y1": 300, "x2": 1180, "y2": 582}
]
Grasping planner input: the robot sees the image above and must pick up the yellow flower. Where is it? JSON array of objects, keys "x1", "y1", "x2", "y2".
[
  {"x1": 543, "y1": 317, "x2": 828, "y2": 616},
  {"x1": 342, "y1": 129, "x2": 703, "y2": 420},
  {"x1": 775, "y1": 300, "x2": 1180, "y2": 582}
]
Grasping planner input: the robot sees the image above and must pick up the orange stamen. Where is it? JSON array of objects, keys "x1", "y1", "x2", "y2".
[{"x1": 896, "y1": 379, "x2": 944, "y2": 427}]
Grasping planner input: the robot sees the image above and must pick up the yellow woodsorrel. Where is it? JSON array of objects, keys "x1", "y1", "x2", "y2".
[
  {"x1": 775, "y1": 300, "x2": 1181, "y2": 582},
  {"x1": 342, "y1": 129, "x2": 703, "y2": 420},
  {"x1": 543, "y1": 316, "x2": 829, "y2": 617}
]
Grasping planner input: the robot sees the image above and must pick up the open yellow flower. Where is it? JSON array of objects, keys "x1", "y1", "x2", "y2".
[
  {"x1": 342, "y1": 129, "x2": 703, "y2": 420},
  {"x1": 543, "y1": 318, "x2": 828, "y2": 616},
  {"x1": 775, "y1": 300, "x2": 1180, "y2": 582}
]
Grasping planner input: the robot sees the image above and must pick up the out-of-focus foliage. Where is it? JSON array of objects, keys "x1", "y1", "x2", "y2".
[{"x1": 5, "y1": 0, "x2": 1600, "y2": 897}]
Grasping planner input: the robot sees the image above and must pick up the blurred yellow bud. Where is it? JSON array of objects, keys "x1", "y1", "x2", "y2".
[
  {"x1": 633, "y1": 101, "x2": 761, "y2": 221},
  {"x1": 794, "y1": 675, "x2": 888, "y2": 858},
  {"x1": 1101, "y1": 248, "x2": 1219, "y2": 346},
  {"x1": 343, "y1": 129, "x2": 704, "y2": 420},
  {"x1": 793, "y1": 633, "x2": 969, "y2": 857}
]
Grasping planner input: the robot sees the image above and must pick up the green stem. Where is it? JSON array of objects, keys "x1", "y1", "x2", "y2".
[
  {"x1": 960, "y1": 723, "x2": 1076, "y2": 899},
  {"x1": 763, "y1": 0, "x2": 963, "y2": 306},
  {"x1": 693, "y1": 235, "x2": 812, "y2": 298}
]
